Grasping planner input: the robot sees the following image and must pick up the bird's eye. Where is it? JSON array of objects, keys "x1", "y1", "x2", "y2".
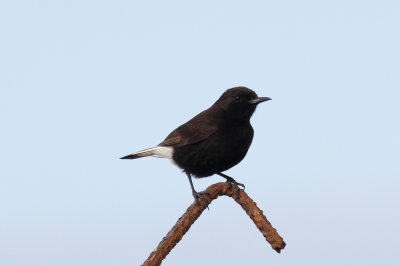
[{"x1": 234, "y1": 96, "x2": 241, "y2": 102}]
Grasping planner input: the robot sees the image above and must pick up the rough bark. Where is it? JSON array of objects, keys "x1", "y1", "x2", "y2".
[{"x1": 143, "y1": 182, "x2": 286, "y2": 266}]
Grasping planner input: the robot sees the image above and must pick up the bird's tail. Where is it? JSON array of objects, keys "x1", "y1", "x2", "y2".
[
  {"x1": 120, "y1": 146, "x2": 173, "y2": 160},
  {"x1": 120, "y1": 147, "x2": 158, "y2": 159}
]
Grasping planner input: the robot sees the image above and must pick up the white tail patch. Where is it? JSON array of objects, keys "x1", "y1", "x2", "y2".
[
  {"x1": 122, "y1": 146, "x2": 179, "y2": 167},
  {"x1": 151, "y1": 146, "x2": 173, "y2": 159},
  {"x1": 127, "y1": 146, "x2": 173, "y2": 159}
]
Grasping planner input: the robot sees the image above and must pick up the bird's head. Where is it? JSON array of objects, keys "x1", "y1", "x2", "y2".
[{"x1": 215, "y1": 86, "x2": 271, "y2": 121}]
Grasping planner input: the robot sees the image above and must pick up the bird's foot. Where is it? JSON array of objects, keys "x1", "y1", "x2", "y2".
[
  {"x1": 225, "y1": 177, "x2": 245, "y2": 198},
  {"x1": 192, "y1": 191, "x2": 210, "y2": 210}
]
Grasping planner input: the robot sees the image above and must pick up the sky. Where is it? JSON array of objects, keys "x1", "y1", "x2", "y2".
[{"x1": 1, "y1": 1, "x2": 399, "y2": 265}]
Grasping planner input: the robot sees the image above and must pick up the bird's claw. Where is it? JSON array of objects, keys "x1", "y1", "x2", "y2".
[
  {"x1": 192, "y1": 191, "x2": 210, "y2": 210},
  {"x1": 225, "y1": 178, "x2": 245, "y2": 198}
]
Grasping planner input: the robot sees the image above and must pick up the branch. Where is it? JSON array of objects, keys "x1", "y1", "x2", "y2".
[{"x1": 143, "y1": 182, "x2": 286, "y2": 266}]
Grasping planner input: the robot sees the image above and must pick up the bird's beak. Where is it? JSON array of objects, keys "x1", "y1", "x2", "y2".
[{"x1": 249, "y1": 97, "x2": 271, "y2": 105}]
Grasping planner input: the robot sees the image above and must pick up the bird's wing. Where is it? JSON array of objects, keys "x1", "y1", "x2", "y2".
[{"x1": 159, "y1": 109, "x2": 218, "y2": 147}]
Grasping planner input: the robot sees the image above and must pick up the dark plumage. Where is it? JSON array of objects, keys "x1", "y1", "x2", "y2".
[{"x1": 121, "y1": 86, "x2": 271, "y2": 207}]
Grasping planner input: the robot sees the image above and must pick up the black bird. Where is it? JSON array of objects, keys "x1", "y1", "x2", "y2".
[{"x1": 121, "y1": 86, "x2": 271, "y2": 207}]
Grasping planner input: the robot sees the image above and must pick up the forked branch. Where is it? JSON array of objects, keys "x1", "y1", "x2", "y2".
[{"x1": 143, "y1": 182, "x2": 286, "y2": 266}]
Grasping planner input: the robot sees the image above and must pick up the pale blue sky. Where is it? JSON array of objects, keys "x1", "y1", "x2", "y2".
[{"x1": 1, "y1": 1, "x2": 399, "y2": 265}]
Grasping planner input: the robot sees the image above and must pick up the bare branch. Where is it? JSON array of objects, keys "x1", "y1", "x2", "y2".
[{"x1": 143, "y1": 182, "x2": 286, "y2": 266}]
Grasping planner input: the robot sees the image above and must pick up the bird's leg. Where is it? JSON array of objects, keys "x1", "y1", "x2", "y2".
[
  {"x1": 216, "y1": 172, "x2": 245, "y2": 198},
  {"x1": 186, "y1": 172, "x2": 209, "y2": 209}
]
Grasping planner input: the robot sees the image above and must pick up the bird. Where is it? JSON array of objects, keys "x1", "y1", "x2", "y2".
[{"x1": 121, "y1": 86, "x2": 271, "y2": 207}]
